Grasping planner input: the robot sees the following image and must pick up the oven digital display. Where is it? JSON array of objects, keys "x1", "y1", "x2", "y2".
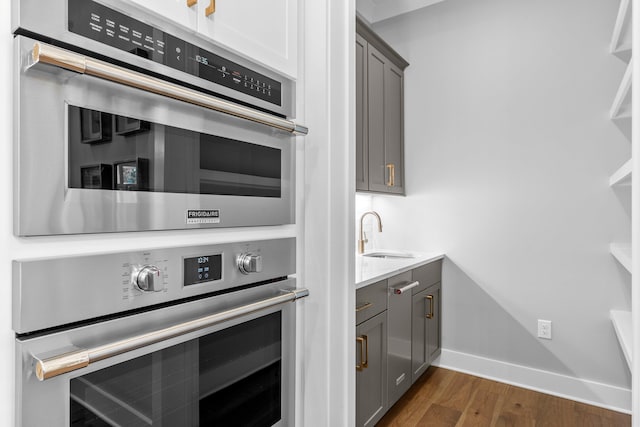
[
  {"x1": 184, "y1": 254, "x2": 222, "y2": 286},
  {"x1": 67, "y1": 0, "x2": 282, "y2": 107}
]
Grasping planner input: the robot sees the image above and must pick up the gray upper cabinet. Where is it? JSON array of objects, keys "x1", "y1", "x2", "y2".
[
  {"x1": 356, "y1": 18, "x2": 408, "y2": 195},
  {"x1": 356, "y1": 33, "x2": 369, "y2": 191}
]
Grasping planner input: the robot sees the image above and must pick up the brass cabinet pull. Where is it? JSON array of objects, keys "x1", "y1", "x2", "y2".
[
  {"x1": 355, "y1": 302, "x2": 373, "y2": 312},
  {"x1": 363, "y1": 335, "x2": 369, "y2": 368},
  {"x1": 386, "y1": 163, "x2": 395, "y2": 187},
  {"x1": 187, "y1": 0, "x2": 197, "y2": 7},
  {"x1": 355, "y1": 335, "x2": 369, "y2": 371},
  {"x1": 356, "y1": 336, "x2": 365, "y2": 371},
  {"x1": 426, "y1": 295, "x2": 434, "y2": 319},
  {"x1": 205, "y1": 0, "x2": 216, "y2": 16}
]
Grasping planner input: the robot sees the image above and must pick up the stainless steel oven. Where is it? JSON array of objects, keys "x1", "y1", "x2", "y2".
[
  {"x1": 13, "y1": 0, "x2": 306, "y2": 236},
  {"x1": 13, "y1": 238, "x2": 306, "y2": 426}
]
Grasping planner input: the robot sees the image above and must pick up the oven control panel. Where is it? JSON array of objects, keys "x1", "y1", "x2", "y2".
[
  {"x1": 67, "y1": 0, "x2": 282, "y2": 107},
  {"x1": 13, "y1": 238, "x2": 295, "y2": 334},
  {"x1": 184, "y1": 254, "x2": 223, "y2": 286}
]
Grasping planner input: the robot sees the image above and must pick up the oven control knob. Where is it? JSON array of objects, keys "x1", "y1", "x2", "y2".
[
  {"x1": 134, "y1": 265, "x2": 163, "y2": 292},
  {"x1": 237, "y1": 253, "x2": 262, "y2": 275}
]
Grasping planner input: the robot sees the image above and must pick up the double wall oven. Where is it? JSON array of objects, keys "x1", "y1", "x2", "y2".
[
  {"x1": 13, "y1": 0, "x2": 306, "y2": 236},
  {"x1": 12, "y1": 1, "x2": 308, "y2": 426}
]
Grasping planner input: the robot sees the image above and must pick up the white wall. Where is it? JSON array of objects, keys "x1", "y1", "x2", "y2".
[
  {"x1": 360, "y1": 0, "x2": 632, "y2": 410},
  {"x1": 300, "y1": 0, "x2": 355, "y2": 425},
  {"x1": 1, "y1": 0, "x2": 13, "y2": 424}
]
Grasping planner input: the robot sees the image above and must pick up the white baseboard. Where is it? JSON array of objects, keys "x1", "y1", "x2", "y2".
[{"x1": 434, "y1": 349, "x2": 631, "y2": 414}]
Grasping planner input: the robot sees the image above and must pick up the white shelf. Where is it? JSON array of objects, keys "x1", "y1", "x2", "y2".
[
  {"x1": 610, "y1": 59, "x2": 633, "y2": 119},
  {"x1": 610, "y1": 243, "x2": 632, "y2": 273},
  {"x1": 610, "y1": 158, "x2": 633, "y2": 186},
  {"x1": 611, "y1": 0, "x2": 632, "y2": 58},
  {"x1": 611, "y1": 310, "x2": 633, "y2": 370}
]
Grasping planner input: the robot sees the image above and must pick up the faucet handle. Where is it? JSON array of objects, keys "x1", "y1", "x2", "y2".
[{"x1": 363, "y1": 231, "x2": 368, "y2": 244}]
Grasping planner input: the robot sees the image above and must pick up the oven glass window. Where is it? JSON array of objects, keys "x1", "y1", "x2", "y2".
[
  {"x1": 68, "y1": 106, "x2": 282, "y2": 197},
  {"x1": 69, "y1": 312, "x2": 282, "y2": 426}
]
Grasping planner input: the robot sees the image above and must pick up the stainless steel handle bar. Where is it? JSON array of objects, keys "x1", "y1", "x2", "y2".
[
  {"x1": 392, "y1": 281, "x2": 420, "y2": 295},
  {"x1": 34, "y1": 288, "x2": 309, "y2": 381},
  {"x1": 29, "y1": 42, "x2": 309, "y2": 136}
]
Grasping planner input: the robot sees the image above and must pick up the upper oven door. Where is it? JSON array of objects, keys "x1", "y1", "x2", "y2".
[{"x1": 14, "y1": 35, "x2": 295, "y2": 236}]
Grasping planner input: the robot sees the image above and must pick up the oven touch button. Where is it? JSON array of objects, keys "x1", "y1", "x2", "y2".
[
  {"x1": 134, "y1": 265, "x2": 163, "y2": 292},
  {"x1": 237, "y1": 253, "x2": 262, "y2": 275}
]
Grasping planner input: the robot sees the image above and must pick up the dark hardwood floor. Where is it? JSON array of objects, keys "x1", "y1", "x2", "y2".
[{"x1": 376, "y1": 367, "x2": 630, "y2": 427}]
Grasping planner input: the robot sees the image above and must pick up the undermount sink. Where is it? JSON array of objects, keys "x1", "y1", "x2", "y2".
[{"x1": 362, "y1": 251, "x2": 415, "y2": 259}]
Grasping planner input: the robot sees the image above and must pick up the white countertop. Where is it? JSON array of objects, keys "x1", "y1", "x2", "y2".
[{"x1": 355, "y1": 250, "x2": 445, "y2": 290}]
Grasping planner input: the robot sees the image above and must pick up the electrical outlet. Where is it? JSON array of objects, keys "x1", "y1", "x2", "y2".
[{"x1": 537, "y1": 319, "x2": 552, "y2": 340}]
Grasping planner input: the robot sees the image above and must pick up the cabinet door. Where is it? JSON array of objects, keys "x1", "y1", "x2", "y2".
[
  {"x1": 411, "y1": 283, "x2": 441, "y2": 383},
  {"x1": 366, "y1": 44, "x2": 404, "y2": 194},
  {"x1": 356, "y1": 311, "x2": 388, "y2": 427},
  {"x1": 387, "y1": 272, "x2": 413, "y2": 407},
  {"x1": 427, "y1": 282, "x2": 442, "y2": 362},
  {"x1": 384, "y1": 61, "x2": 404, "y2": 194},
  {"x1": 128, "y1": 0, "x2": 198, "y2": 30},
  {"x1": 366, "y1": 44, "x2": 388, "y2": 193},
  {"x1": 197, "y1": 0, "x2": 297, "y2": 78},
  {"x1": 356, "y1": 33, "x2": 369, "y2": 191}
]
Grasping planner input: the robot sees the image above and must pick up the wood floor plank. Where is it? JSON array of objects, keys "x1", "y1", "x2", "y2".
[
  {"x1": 534, "y1": 392, "x2": 577, "y2": 427},
  {"x1": 575, "y1": 411, "x2": 607, "y2": 427},
  {"x1": 377, "y1": 367, "x2": 453, "y2": 427},
  {"x1": 493, "y1": 411, "x2": 535, "y2": 427},
  {"x1": 375, "y1": 367, "x2": 630, "y2": 427},
  {"x1": 575, "y1": 401, "x2": 631, "y2": 427},
  {"x1": 499, "y1": 385, "x2": 540, "y2": 420},
  {"x1": 455, "y1": 389, "x2": 501, "y2": 427},
  {"x1": 418, "y1": 403, "x2": 461, "y2": 427},
  {"x1": 433, "y1": 371, "x2": 480, "y2": 413}
]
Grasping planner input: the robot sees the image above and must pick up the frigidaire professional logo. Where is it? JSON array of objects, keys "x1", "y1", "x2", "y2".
[{"x1": 186, "y1": 210, "x2": 221, "y2": 224}]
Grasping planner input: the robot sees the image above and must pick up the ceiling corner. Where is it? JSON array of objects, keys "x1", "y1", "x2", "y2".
[{"x1": 360, "y1": 0, "x2": 448, "y2": 23}]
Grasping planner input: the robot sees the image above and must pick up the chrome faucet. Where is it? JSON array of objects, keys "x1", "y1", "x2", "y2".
[{"x1": 358, "y1": 211, "x2": 383, "y2": 254}]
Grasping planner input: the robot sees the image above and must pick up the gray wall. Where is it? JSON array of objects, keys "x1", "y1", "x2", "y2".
[{"x1": 364, "y1": 0, "x2": 632, "y2": 390}]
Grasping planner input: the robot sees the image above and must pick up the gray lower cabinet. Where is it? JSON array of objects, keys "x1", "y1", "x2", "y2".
[
  {"x1": 411, "y1": 282, "x2": 442, "y2": 383},
  {"x1": 410, "y1": 260, "x2": 443, "y2": 383},
  {"x1": 386, "y1": 271, "x2": 413, "y2": 406},
  {"x1": 355, "y1": 259, "x2": 442, "y2": 425},
  {"x1": 356, "y1": 17, "x2": 408, "y2": 195},
  {"x1": 356, "y1": 280, "x2": 388, "y2": 427},
  {"x1": 356, "y1": 311, "x2": 388, "y2": 427}
]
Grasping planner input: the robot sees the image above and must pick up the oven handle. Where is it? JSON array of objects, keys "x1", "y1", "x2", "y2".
[
  {"x1": 33, "y1": 288, "x2": 309, "y2": 381},
  {"x1": 28, "y1": 42, "x2": 309, "y2": 136}
]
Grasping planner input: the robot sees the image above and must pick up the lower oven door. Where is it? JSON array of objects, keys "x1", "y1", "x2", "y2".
[
  {"x1": 14, "y1": 35, "x2": 295, "y2": 236},
  {"x1": 16, "y1": 281, "x2": 303, "y2": 426}
]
